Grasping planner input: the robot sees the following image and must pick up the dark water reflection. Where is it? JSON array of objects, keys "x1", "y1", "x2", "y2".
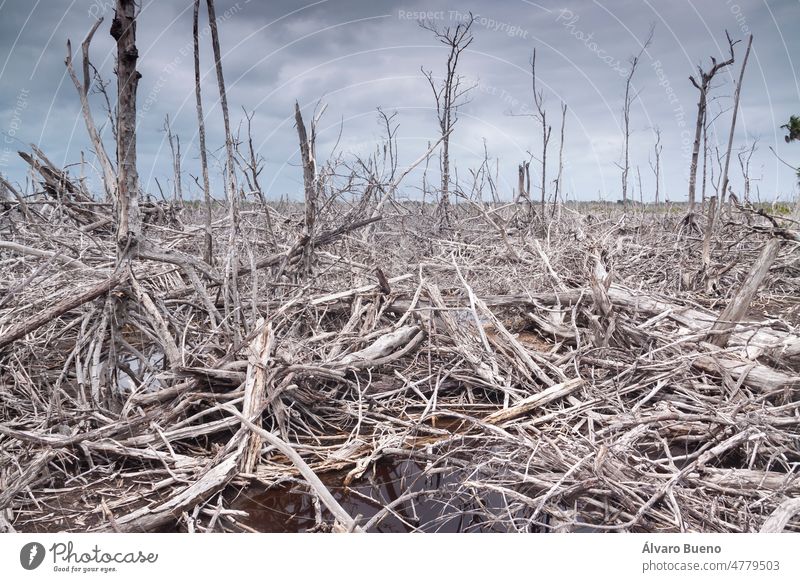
[{"x1": 230, "y1": 457, "x2": 509, "y2": 533}]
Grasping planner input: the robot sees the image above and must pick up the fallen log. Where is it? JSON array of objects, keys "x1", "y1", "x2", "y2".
[
  {"x1": 760, "y1": 499, "x2": 800, "y2": 533},
  {"x1": 485, "y1": 378, "x2": 584, "y2": 424},
  {"x1": 709, "y1": 238, "x2": 782, "y2": 347},
  {"x1": 0, "y1": 271, "x2": 123, "y2": 352},
  {"x1": 692, "y1": 354, "x2": 799, "y2": 392},
  {"x1": 96, "y1": 453, "x2": 238, "y2": 532}
]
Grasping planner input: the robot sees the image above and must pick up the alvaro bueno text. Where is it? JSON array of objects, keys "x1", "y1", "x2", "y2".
[{"x1": 642, "y1": 541, "x2": 721, "y2": 554}]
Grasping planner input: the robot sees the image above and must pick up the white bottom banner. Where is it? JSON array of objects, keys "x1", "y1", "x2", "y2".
[{"x1": 1, "y1": 533, "x2": 798, "y2": 581}]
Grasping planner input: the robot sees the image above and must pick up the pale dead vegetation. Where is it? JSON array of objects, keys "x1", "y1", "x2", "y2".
[{"x1": 1, "y1": 175, "x2": 799, "y2": 532}]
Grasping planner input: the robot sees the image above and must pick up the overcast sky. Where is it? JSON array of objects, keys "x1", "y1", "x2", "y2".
[{"x1": 1, "y1": 0, "x2": 798, "y2": 203}]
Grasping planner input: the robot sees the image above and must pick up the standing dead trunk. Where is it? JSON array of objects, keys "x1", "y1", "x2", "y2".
[
  {"x1": 420, "y1": 14, "x2": 475, "y2": 231},
  {"x1": 719, "y1": 34, "x2": 753, "y2": 205},
  {"x1": 650, "y1": 127, "x2": 662, "y2": 206},
  {"x1": 294, "y1": 103, "x2": 317, "y2": 273},
  {"x1": 701, "y1": 108, "x2": 709, "y2": 207},
  {"x1": 192, "y1": 0, "x2": 213, "y2": 266},
  {"x1": 553, "y1": 102, "x2": 567, "y2": 217},
  {"x1": 702, "y1": 195, "x2": 717, "y2": 270},
  {"x1": 110, "y1": 0, "x2": 142, "y2": 258},
  {"x1": 636, "y1": 166, "x2": 644, "y2": 209},
  {"x1": 620, "y1": 27, "x2": 653, "y2": 209},
  {"x1": 206, "y1": 0, "x2": 241, "y2": 336},
  {"x1": 738, "y1": 139, "x2": 757, "y2": 202},
  {"x1": 688, "y1": 32, "x2": 738, "y2": 212},
  {"x1": 517, "y1": 163, "x2": 526, "y2": 204},
  {"x1": 516, "y1": 161, "x2": 531, "y2": 212},
  {"x1": 530, "y1": 49, "x2": 551, "y2": 218},
  {"x1": 65, "y1": 18, "x2": 116, "y2": 201},
  {"x1": 239, "y1": 109, "x2": 275, "y2": 246},
  {"x1": 165, "y1": 114, "x2": 183, "y2": 204}
]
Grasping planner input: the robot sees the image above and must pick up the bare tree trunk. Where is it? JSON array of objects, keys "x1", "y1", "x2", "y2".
[
  {"x1": 621, "y1": 69, "x2": 633, "y2": 207},
  {"x1": 531, "y1": 49, "x2": 551, "y2": 218},
  {"x1": 719, "y1": 34, "x2": 753, "y2": 205},
  {"x1": 636, "y1": 165, "x2": 643, "y2": 209},
  {"x1": 294, "y1": 102, "x2": 317, "y2": 274},
  {"x1": 206, "y1": 0, "x2": 241, "y2": 337},
  {"x1": 525, "y1": 161, "x2": 531, "y2": 209},
  {"x1": 688, "y1": 32, "x2": 738, "y2": 212},
  {"x1": 540, "y1": 114, "x2": 548, "y2": 217},
  {"x1": 553, "y1": 102, "x2": 567, "y2": 217},
  {"x1": 165, "y1": 114, "x2": 183, "y2": 204},
  {"x1": 65, "y1": 18, "x2": 116, "y2": 201},
  {"x1": 440, "y1": 129, "x2": 450, "y2": 225},
  {"x1": 516, "y1": 160, "x2": 531, "y2": 216},
  {"x1": 110, "y1": 0, "x2": 142, "y2": 258},
  {"x1": 193, "y1": 0, "x2": 213, "y2": 266},
  {"x1": 174, "y1": 134, "x2": 182, "y2": 205},
  {"x1": 701, "y1": 108, "x2": 709, "y2": 207},
  {"x1": 702, "y1": 195, "x2": 717, "y2": 270},
  {"x1": 689, "y1": 93, "x2": 707, "y2": 212},
  {"x1": 738, "y1": 139, "x2": 757, "y2": 202},
  {"x1": 650, "y1": 127, "x2": 662, "y2": 205},
  {"x1": 621, "y1": 27, "x2": 654, "y2": 209},
  {"x1": 241, "y1": 109, "x2": 275, "y2": 245},
  {"x1": 420, "y1": 15, "x2": 475, "y2": 231}
]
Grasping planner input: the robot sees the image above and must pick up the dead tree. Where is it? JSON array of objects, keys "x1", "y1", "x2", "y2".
[
  {"x1": 719, "y1": 34, "x2": 754, "y2": 204},
  {"x1": 737, "y1": 139, "x2": 758, "y2": 201},
  {"x1": 164, "y1": 114, "x2": 183, "y2": 204},
  {"x1": 206, "y1": 0, "x2": 241, "y2": 336},
  {"x1": 420, "y1": 13, "x2": 475, "y2": 230},
  {"x1": 649, "y1": 127, "x2": 662, "y2": 205},
  {"x1": 619, "y1": 26, "x2": 654, "y2": 208},
  {"x1": 236, "y1": 108, "x2": 275, "y2": 246},
  {"x1": 688, "y1": 31, "x2": 738, "y2": 212},
  {"x1": 110, "y1": 0, "x2": 143, "y2": 257},
  {"x1": 294, "y1": 102, "x2": 317, "y2": 274},
  {"x1": 701, "y1": 105, "x2": 709, "y2": 206},
  {"x1": 636, "y1": 165, "x2": 644, "y2": 207},
  {"x1": 65, "y1": 18, "x2": 116, "y2": 201},
  {"x1": 700, "y1": 100, "x2": 728, "y2": 207},
  {"x1": 516, "y1": 161, "x2": 530, "y2": 208},
  {"x1": 530, "y1": 48, "x2": 551, "y2": 217},
  {"x1": 553, "y1": 101, "x2": 567, "y2": 217},
  {"x1": 193, "y1": 0, "x2": 213, "y2": 266}
]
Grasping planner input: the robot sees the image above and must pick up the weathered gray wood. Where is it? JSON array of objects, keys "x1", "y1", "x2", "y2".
[
  {"x1": 111, "y1": 0, "x2": 142, "y2": 252},
  {"x1": 226, "y1": 405, "x2": 363, "y2": 532},
  {"x1": 709, "y1": 238, "x2": 782, "y2": 347},
  {"x1": 100, "y1": 454, "x2": 237, "y2": 532},
  {"x1": 0, "y1": 273, "x2": 123, "y2": 351},
  {"x1": 65, "y1": 17, "x2": 116, "y2": 200},
  {"x1": 486, "y1": 378, "x2": 584, "y2": 424},
  {"x1": 760, "y1": 498, "x2": 800, "y2": 533},
  {"x1": 240, "y1": 319, "x2": 275, "y2": 473}
]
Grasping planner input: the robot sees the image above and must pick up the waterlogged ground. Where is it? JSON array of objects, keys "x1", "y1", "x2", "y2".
[{"x1": 229, "y1": 457, "x2": 511, "y2": 533}]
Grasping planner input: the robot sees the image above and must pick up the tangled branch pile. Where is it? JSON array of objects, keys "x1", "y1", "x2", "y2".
[{"x1": 1, "y1": 156, "x2": 799, "y2": 532}]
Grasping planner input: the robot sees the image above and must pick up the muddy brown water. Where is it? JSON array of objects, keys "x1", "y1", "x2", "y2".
[{"x1": 229, "y1": 457, "x2": 513, "y2": 533}]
